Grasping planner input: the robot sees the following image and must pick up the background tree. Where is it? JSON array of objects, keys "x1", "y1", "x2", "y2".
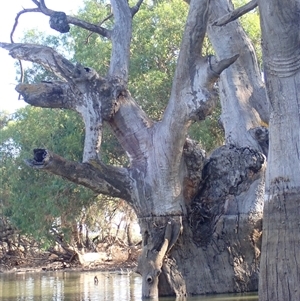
[
  {"x1": 0, "y1": 108, "x2": 94, "y2": 252},
  {"x1": 0, "y1": 27, "x2": 136, "y2": 258},
  {"x1": 0, "y1": 107, "x2": 140, "y2": 259}
]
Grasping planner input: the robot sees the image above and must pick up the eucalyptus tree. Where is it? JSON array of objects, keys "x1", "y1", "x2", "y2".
[
  {"x1": 0, "y1": 107, "x2": 136, "y2": 253},
  {"x1": 0, "y1": 0, "x2": 299, "y2": 300},
  {"x1": 0, "y1": 107, "x2": 96, "y2": 252}
]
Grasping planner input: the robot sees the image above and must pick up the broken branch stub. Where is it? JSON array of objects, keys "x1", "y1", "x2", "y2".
[
  {"x1": 25, "y1": 149, "x2": 133, "y2": 201},
  {"x1": 136, "y1": 216, "x2": 184, "y2": 298}
]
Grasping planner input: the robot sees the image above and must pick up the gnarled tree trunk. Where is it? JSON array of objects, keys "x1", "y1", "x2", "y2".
[{"x1": 1, "y1": 0, "x2": 287, "y2": 299}]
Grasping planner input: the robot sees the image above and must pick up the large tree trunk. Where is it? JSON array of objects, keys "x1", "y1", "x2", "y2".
[
  {"x1": 258, "y1": 0, "x2": 300, "y2": 300},
  {"x1": 0, "y1": 0, "x2": 278, "y2": 299},
  {"x1": 136, "y1": 145, "x2": 265, "y2": 297}
]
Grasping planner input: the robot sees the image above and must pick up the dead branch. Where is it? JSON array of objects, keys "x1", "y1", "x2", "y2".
[
  {"x1": 208, "y1": 54, "x2": 240, "y2": 78},
  {"x1": 108, "y1": 0, "x2": 133, "y2": 80},
  {"x1": 212, "y1": 0, "x2": 258, "y2": 26},
  {"x1": 9, "y1": 8, "x2": 40, "y2": 93},
  {"x1": 22, "y1": 0, "x2": 112, "y2": 37},
  {"x1": 158, "y1": 0, "x2": 238, "y2": 170},
  {"x1": 0, "y1": 43, "x2": 99, "y2": 83},
  {"x1": 24, "y1": 149, "x2": 133, "y2": 202}
]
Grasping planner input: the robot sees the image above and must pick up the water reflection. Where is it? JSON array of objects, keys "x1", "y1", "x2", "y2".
[{"x1": 0, "y1": 271, "x2": 258, "y2": 301}]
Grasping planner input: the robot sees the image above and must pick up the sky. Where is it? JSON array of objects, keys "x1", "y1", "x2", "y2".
[{"x1": 0, "y1": 0, "x2": 83, "y2": 113}]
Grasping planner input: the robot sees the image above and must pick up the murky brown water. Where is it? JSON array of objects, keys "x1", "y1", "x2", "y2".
[{"x1": 0, "y1": 270, "x2": 258, "y2": 301}]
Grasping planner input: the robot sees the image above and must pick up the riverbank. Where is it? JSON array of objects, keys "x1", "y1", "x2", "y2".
[
  {"x1": 1, "y1": 260, "x2": 137, "y2": 275},
  {"x1": 0, "y1": 244, "x2": 141, "y2": 274}
]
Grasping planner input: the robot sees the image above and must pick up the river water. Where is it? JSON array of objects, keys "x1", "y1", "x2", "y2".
[{"x1": 0, "y1": 270, "x2": 258, "y2": 301}]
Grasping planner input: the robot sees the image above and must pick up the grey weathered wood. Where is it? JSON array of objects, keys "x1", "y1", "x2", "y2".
[
  {"x1": 258, "y1": 0, "x2": 300, "y2": 300},
  {"x1": 207, "y1": 0, "x2": 269, "y2": 150},
  {"x1": 213, "y1": 0, "x2": 258, "y2": 26}
]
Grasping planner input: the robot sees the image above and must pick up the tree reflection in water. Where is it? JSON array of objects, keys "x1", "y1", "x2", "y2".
[{"x1": 0, "y1": 271, "x2": 258, "y2": 301}]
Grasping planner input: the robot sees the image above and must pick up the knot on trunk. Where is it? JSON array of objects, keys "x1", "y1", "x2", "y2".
[
  {"x1": 49, "y1": 12, "x2": 70, "y2": 33},
  {"x1": 190, "y1": 145, "x2": 265, "y2": 246},
  {"x1": 249, "y1": 126, "x2": 269, "y2": 157},
  {"x1": 99, "y1": 78, "x2": 128, "y2": 121},
  {"x1": 183, "y1": 138, "x2": 206, "y2": 201}
]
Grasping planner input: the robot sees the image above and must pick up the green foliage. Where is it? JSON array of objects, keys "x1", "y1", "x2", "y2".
[
  {"x1": 71, "y1": 0, "x2": 113, "y2": 75},
  {"x1": 20, "y1": 29, "x2": 74, "y2": 84},
  {"x1": 129, "y1": 0, "x2": 188, "y2": 119},
  {"x1": 189, "y1": 104, "x2": 224, "y2": 153},
  {"x1": 0, "y1": 108, "x2": 95, "y2": 246}
]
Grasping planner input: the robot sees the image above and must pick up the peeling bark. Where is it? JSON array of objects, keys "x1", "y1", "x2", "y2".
[{"x1": 190, "y1": 145, "x2": 265, "y2": 246}]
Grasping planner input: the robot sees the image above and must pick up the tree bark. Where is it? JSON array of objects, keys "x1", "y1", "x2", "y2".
[
  {"x1": 207, "y1": 0, "x2": 268, "y2": 150},
  {"x1": 258, "y1": 0, "x2": 300, "y2": 300}
]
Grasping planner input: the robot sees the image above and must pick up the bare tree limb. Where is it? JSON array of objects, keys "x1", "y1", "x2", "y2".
[
  {"x1": 85, "y1": 13, "x2": 113, "y2": 44},
  {"x1": 10, "y1": 8, "x2": 40, "y2": 43},
  {"x1": 9, "y1": 8, "x2": 41, "y2": 93},
  {"x1": 66, "y1": 16, "x2": 111, "y2": 38},
  {"x1": 26, "y1": 0, "x2": 111, "y2": 38},
  {"x1": 109, "y1": 0, "x2": 132, "y2": 80},
  {"x1": 0, "y1": 42, "x2": 99, "y2": 83},
  {"x1": 31, "y1": 0, "x2": 40, "y2": 7},
  {"x1": 25, "y1": 149, "x2": 134, "y2": 202},
  {"x1": 40, "y1": 0, "x2": 111, "y2": 37},
  {"x1": 15, "y1": 82, "x2": 78, "y2": 109},
  {"x1": 158, "y1": 0, "x2": 238, "y2": 172},
  {"x1": 38, "y1": 0, "x2": 52, "y2": 14},
  {"x1": 108, "y1": 94, "x2": 154, "y2": 163},
  {"x1": 208, "y1": 54, "x2": 239, "y2": 78},
  {"x1": 212, "y1": 0, "x2": 258, "y2": 26}
]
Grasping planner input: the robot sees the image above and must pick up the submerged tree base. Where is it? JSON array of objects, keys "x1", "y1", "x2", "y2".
[{"x1": 259, "y1": 190, "x2": 300, "y2": 301}]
